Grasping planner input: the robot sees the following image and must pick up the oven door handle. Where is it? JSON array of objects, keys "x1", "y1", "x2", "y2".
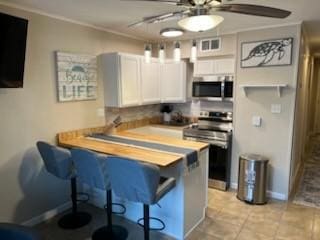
[{"x1": 183, "y1": 136, "x2": 228, "y2": 149}]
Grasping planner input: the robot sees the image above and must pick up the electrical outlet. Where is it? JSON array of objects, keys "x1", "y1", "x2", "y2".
[
  {"x1": 252, "y1": 116, "x2": 262, "y2": 127},
  {"x1": 271, "y1": 104, "x2": 281, "y2": 114},
  {"x1": 97, "y1": 108, "x2": 105, "y2": 117}
]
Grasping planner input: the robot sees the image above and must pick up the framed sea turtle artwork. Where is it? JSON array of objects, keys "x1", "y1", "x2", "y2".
[
  {"x1": 56, "y1": 52, "x2": 97, "y2": 102},
  {"x1": 241, "y1": 38, "x2": 293, "y2": 68}
]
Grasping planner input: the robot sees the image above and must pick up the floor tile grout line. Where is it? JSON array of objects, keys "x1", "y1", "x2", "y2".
[{"x1": 233, "y1": 202, "x2": 252, "y2": 240}]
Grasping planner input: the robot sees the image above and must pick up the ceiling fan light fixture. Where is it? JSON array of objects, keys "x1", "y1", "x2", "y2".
[
  {"x1": 178, "y1": 15, "x2": 224, "y2": 32},
  {"x1": 160, "y1": 28, "x2": 184, "y2": 38}
]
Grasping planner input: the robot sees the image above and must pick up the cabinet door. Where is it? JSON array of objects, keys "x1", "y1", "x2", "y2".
[
  {"x1": 214, "y1": 59, "x2": 235, "y2": 75},
  {"x1": 193, "y1": 60, "x2": 215, "y2": 76},
  {"x1": 141, "y1": 59, "x2": 161, "y2": 104},
  {"x1": 161, "y1": 62, "x2": 186, "y2": 103},
  {"x1": 119, "y1": 55, "x2": 141, "y2": 107}
]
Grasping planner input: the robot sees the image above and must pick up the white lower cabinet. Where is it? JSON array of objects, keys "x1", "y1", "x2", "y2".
[
  {"x1": 101, "y1": 52, "x2": 186, "y2": 107},
  {"x1": 161, "y1": 61, "x2": 186, "y2": 103}
]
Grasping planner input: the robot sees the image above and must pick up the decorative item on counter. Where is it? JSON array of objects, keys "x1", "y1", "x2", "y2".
[
  {"x1": 160, "y1": 105, "x2": 173, "y2": 123},
  {"x1": 56, "y1": 52, "x2": 97, "y2": 102}
]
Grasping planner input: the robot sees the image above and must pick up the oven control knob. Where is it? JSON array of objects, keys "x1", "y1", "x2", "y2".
[{"x1": 200, "y1": 112, "x2": 203, "y2": 116}]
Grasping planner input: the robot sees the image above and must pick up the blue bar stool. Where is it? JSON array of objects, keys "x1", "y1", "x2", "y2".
[
  {"x1": 106, "y1": 157, "x2": 176, "y2": 240},
  {"x1": 71, "y1": 148, "x2": 128, "y2": 240},
  {"x1": 36, "y1": 142, "x2": 92, "y2": 229},
  {"x1": 0, "y1": 223, "x2": 42, "y2": 240}
]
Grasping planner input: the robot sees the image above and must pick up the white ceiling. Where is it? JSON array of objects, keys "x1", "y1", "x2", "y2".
[{"x1": 2, "y1": 0, "x2": 320, "y2": 49}]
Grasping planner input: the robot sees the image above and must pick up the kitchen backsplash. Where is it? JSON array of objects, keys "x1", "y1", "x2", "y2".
[
  {"x1": 105, "y1": 104, "x2": 161, "y2": 124},
  {"x1": 105, "y1": 100, "x2": 233, "y2": 125},
  {"x1": 172, "y1": 100, "x2": 233, "y2": 116}
]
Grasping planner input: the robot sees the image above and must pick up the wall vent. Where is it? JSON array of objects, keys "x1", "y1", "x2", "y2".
[{"x1": 200, "y1": 37, "x2": 221, "y2": 52}]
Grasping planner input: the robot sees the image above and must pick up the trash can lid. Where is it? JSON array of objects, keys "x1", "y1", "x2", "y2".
[{"x1": 240, "y1": 153, "x2": 269, "y2": 163}]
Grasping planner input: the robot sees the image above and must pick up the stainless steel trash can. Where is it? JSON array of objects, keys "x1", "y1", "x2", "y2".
[{"x1": 237, "y1": 154, "x2": 269, "y2": 204}]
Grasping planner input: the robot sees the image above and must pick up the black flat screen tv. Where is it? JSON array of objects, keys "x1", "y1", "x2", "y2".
[{"x1": 0, "y1": 12, "x2": 28, "y2": 88}]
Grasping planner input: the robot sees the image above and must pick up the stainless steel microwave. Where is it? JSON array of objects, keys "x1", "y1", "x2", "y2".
[{"x1": 192, "y1": 77, "x2": 234, "y2": 101}]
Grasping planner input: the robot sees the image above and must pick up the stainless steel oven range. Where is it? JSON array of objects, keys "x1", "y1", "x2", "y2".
[{"x1": 183, "y1": 111, "x2": 233, "y2": 191}]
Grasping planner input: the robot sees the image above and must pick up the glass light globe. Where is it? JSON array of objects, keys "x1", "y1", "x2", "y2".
[{"x1": 178, "y1": 15, "x2": 224, "y2": 32}]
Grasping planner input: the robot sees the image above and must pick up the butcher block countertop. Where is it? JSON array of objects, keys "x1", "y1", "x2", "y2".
[{"x1": 57, "y1": 126, "x2": 208, "y2": 167}]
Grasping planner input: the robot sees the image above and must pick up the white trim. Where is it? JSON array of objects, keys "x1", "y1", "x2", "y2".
[
  {"x1": 184, "y1": 208, "x2": 206, "y2": 238},
  {"x1": 288, "y1": 24, "x2": 303, "y2": 194},
  {"x1": 224, "y1": 21, "x2": 303, "y2": 35},
  {"x1": 0, "y1": 1, "x2": 144, "y2": 41},
  {"x1": 231, "y1": 182, "x2": 287, "y2": 201},
  {"x1": 21, "y1": 202, "x2": 72, "y2": 227}
]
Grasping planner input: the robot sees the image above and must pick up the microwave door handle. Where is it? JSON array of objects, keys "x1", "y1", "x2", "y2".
[{"x1": 221, "y1": 81, "x2": 225, "y2": 100}]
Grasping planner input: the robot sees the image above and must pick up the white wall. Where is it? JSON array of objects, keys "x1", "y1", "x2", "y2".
[
  {"x1": 232, "y1": 24, "x2": 301, "y2": 199},
  {"x1": 290, "y1": 26, "x2": 312, "y2": 192},
  {"x1": 0, "y1": 4, "x2": 143, "y2": 223}
]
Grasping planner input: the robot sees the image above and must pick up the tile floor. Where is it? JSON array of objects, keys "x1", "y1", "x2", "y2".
[
  {"x1": 35, "y1": 189, "x2": 320, "y2": 240},
  {"x1": 188, "y1": 188, "x2": 320, "y2": 240}
]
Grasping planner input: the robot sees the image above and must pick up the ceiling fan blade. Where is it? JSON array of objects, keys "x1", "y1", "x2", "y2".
[
  {"x1": 120, "y1": 0, "x2": 191, "y2": 6},
  {"x1": 214, "y1": 4, "x2": 291, "y2": 18},
  {"x1": 128, "y1": 10, "x2": 189, "y2": 27}
]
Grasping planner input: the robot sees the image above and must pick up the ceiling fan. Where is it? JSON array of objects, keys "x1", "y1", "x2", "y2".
[{"x1": 123, "y1": 0, "x2": 291, "y2": 33}]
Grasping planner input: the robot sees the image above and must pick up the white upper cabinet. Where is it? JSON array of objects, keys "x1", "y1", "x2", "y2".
[
  {"x1": 193, "y1": 58, "x2": 235, "y2": 76},
  {"x1": 215, "y1": 58, "x2": 235, "y2": 75},
  {"x1": 193, "y1": 60, "x2": 215, "y2": 76},
  {"x1": 101, "y1": 53, "x2": 141, "y2": 107},
  {"x1": 119, "y1": 54, "x2": 141, "y2": 107},
  {"x1": 160, "y1": 61, "x2": 186, "y2": 103},
  {"x1": 101, "y1": 53, "x2": 186, "y2": 108},
  {"x1": 140, "y1": 59, "x2": 161, "y2": 104}
]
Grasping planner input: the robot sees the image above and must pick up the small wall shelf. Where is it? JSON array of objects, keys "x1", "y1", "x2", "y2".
[{"x1": 239, "y1": 84, "x2": 288, "y2": 97}]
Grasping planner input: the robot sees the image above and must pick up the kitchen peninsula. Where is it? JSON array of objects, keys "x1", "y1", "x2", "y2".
[{"x1": 58, "y1": 125, "x2": 209, "y2": 240}]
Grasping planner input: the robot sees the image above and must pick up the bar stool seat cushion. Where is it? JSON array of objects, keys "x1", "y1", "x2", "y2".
[
  {"x1": 0, "y1": 223, "x2": 42, "y2": 240},
  {"x1": 155, "y1": 177, "x2": 176, "y2": 203}
]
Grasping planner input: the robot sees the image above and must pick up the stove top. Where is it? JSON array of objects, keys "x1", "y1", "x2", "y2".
[{"x1": 183, "y1": 111, "x2": 233, "y2": 142}]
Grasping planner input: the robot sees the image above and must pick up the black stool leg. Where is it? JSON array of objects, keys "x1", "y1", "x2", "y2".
[
  {"x1": 58, "y1": 177, "x2": 92, "y2": 229},
  {"x1": 143, "y1": 205, "x2": 150, "y2": 240},
  {"x1": 92, "y1": 190, "x2": 128, "y2": 240}
]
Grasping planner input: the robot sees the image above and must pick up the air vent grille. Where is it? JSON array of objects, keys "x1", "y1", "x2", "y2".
[{"x1": 200, "y1": 38, "x2": 221, "y2": 52}]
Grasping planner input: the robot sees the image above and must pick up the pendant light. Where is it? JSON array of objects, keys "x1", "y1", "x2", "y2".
[
  {"x1": 144, "y1": 44, "x2": 151, "y2": 63},
  {"x1": 159, "y1": 43, "x2": 166, "y2": 64},
  {"x1": 173, "y1": 41, "x2": 181, "y2": 63},
  {"x1": 190, "y1": 40, "x2": 197, "y2": 63}
]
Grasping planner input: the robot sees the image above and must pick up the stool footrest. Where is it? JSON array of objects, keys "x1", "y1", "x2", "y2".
[
  {"x1": 137, "y1": 217, "x2": 166, "y2": 231},
  {"x1": 76, "y1": 192, "x2": 90, "y2": 203},
  {"x1": 104, "y1": 203, "x2": 126, "y2": 215}
]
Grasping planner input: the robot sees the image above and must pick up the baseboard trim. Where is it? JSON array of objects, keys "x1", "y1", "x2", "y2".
[
  {"x1": 230, "y1": 183, "x2": 287, "y2": 201},
  {"x1": 21, "y1": 201, "x2": 72, "y2": 227}
]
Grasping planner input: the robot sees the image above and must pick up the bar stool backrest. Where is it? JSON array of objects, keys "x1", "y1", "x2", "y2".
[
  {"x1": 71, "y1": 148, "x2": 110, "y2": 191},
  {"x1": 36, "y1": 141, "x2": 72, "y2": 180},
  {"x1": 106, "y1": 157, "x2": 160, "y2": 205}
]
